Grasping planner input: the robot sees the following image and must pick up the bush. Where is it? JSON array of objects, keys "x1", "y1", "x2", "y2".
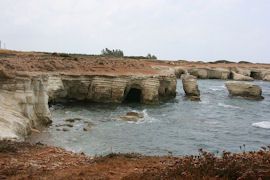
[
  {"x1": 210, "y1": 60, "x2": 235, "y2": 64},
  {"x1": 238, "y1": 61, "x2": 252, "y2": 64},
  {"x1": 0, "y1": 143, "x2": 17, "y2": 153}
]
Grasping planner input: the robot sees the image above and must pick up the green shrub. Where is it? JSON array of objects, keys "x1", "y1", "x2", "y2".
[{"x1": 0, "y1": 144, "x2": 17, "y2": 153}]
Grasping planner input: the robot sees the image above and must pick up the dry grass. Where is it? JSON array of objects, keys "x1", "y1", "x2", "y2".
[{"x1": 127, "y1": 146, "x2": 270, "y2": 179}]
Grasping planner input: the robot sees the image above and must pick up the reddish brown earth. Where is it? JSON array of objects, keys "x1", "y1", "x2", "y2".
[
  {"x1": 1, "y1": 141, "x2": 270, "y2": 180},
  {"x1": 1, "y1": 49, "x2": 270, "y2": 77},
  {"x1": 0, "y1": 141, "x2": 176, "y2": 180}
]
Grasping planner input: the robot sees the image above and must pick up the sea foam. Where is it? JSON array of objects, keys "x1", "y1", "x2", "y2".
[{"x1": 252, "y1": 121, "x2": 270, "y2": 129}]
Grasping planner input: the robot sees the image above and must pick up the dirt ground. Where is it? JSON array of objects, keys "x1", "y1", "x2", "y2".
[
  {"x1": 1, "y1": 49, "x2": 270, "y2": 77},
  {"x1": 1, "y1": 141, "x2": 270, "y2": 180},
  {"x1": 0, "y1": 141, "x2": 177, "y2": 180}
]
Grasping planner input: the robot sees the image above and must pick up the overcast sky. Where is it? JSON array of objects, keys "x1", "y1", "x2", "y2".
[{"x1": 0, "y1": 0, "x2": 269, "y2": 63}]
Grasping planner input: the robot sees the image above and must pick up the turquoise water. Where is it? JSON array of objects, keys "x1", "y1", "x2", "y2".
[{"x1": 29, "y1": 80, "x2": 270, "y2": 156}]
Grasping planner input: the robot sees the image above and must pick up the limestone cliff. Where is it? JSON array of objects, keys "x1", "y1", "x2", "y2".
[
  {"x1": 0, "y1": 72, "x2": 176, "y2": 140},
  {"x1": 0, "y1": 75, "x2": 51, "y2": 140},
  {"x1": 48, "y1": 74, "x2": 176, "y2": 104}
]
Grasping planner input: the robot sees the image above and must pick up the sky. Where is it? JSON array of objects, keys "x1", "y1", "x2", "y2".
[{"x1": 0, "y1": 0, "x2": 270, "y2": 63}]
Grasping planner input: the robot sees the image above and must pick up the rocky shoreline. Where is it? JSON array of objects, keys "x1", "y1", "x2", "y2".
[
  {"x1": 0, "y1": 49, "x2": 270, "y2": 140},
  {"x1": 0, "y1": 49, "x2": 270, "y2": 179}
]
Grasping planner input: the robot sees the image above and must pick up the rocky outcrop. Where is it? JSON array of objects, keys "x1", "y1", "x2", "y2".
[
  {"x1": 0, "y1": 72, "x2": 176, "y2": 140},
  {"x1": 187, "y1": 69, "x2": 208, "y2": 79},
  {"x1": 207, "y1": 68, "x2": 230, "y2": 79},
  {"x1": 181, "y1": 74, "x2": 200, "y2": 101},
  {"x1": 261, "y1": 70, "x2": 270, "y2": 81},
  {"x1": 48, "y1": 74, "x2": 176, "y2": 104},
  {"x1": 174, "y1": 67, "x2": 188, "y2": 78},
  {"x1": 250, "y1": 69, "x2": 270, "y2": 81},
  {"x1": 225, "y1": 81, "x2": 264, "y2": 100},
  {"x1": 187, "y1": 68, "x2": 230, "y2": 80},
  {"x1": 230, "y1": 67, "x2": 251, "y2": 77},
  {"x1": 177, "y1": 67, "x2": 270, "y2": 81},
  {"x1": 231, "y1": 71, "x2": 254, "y2": 81}
]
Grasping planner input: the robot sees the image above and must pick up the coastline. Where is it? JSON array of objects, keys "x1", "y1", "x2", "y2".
[{"x1": 1, "y1": 49, "x2": 270, "y2": 179}]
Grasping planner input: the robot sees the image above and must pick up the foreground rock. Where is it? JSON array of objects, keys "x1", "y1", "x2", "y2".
[
  {"x1": 119, "y1": 112, "x2": 144, "y2": 122},
  {"x1": 126, "y1": 112, "x2": 144, "y2": 118},
  {"x1": 181, "y1": 74, "x2": 200, "y2": 101},
  {"x1": 225, "y1": 81, "x2": 264, "y2": 100}
]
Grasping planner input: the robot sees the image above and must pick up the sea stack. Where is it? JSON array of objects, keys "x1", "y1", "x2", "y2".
[
  {"x1": 181, "y1": 74, "x2": 200, "y2": 101},
  {"x1": 225, "y1": 81, "x2": 264, "y2": 100}
]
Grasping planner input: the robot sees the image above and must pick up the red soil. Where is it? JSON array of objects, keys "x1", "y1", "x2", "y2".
[
  {"x1": 1, "y1": 141, "x2": 270, "y2": 179},
  {"x1": 1, "y1": 49, "x2": 269, "y2": 77}
]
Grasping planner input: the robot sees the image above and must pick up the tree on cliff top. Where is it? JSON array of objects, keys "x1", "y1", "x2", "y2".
[
  {"x1": 146, "y1": 53, "x2": 157, "y2": 60},
  {"x1": 101, "y1": 48, "x2": 124, "y2": 57}
]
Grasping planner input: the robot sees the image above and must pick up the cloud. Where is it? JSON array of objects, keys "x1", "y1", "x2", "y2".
[{"x1": 0, "y1": 0, "x2": 269, "y2": 62}]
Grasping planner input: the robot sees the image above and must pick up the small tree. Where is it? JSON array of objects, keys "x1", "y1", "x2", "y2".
[
  {"x1": 101, "y1": 48, "x2": 124, "y2": 57},
  {"x1": 146, "y1": 53, "x2": 157, "y2": 60}
]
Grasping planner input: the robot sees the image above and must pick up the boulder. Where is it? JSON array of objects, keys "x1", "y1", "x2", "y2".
[
  {"x1": 65, "y1": 118, "x2": 82, "y2": 123},
  {"x1": 225, "y1": 81, "x2": 264, "y2": 100},
  {"x1": 231, "y1": 72, "x2": 254, "y2": 81},
  {"x1": 119, "y1": 112, "x2": 144, "y2": 122},
  {"x1": 83, "y1": 127, "x2": 91, "y2": 131},
  {"x1": 126, "y1": 112, "x2": 144, "y2": 118},
  {"x1": 181, "y1": 74, "x2": 200, "y2": 101},
  {"x1": 120, "y1": 116, "x2": 139, "y2": 122}
]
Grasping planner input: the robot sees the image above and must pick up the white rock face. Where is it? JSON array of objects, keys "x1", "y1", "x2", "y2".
[
  {"x1": 0, "y1": 73, "x2": 177, "y2": 140},
  {"x1": 225, "y1": 81, "x2": 264, "y2": 100},
  {"x1": 48, "y1": 74, "x2": 177, "y2": 104},
  {"x1": 231, "y1": 71, "x2": 254, "y2": 81},
  {"x1": 0, "y1": 76, "x2": 51, "y2": 141},
  {"x1": 181, "y1": 74, "x2": 200, "y2": 101}
]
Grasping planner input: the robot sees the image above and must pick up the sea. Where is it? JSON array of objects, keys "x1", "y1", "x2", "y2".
[{"x1": 28, "y1": 79, "x2": 270, "y2": 156}]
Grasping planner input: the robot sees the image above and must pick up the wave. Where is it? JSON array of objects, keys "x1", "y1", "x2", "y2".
[
  {"x1": 252, "y1": 121, "x2": 270, "y2": 129},
  {"x1": 115, "y1": 109, "x2": 158, "y2": 124},
  {"x1": 218, "y1": 103, "x2": 240, "y2": 109},
  {"x1": 209, "y1": 85, "x2": 225, "y2": 91}
]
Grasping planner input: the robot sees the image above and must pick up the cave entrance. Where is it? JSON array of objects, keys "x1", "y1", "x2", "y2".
[
  {"x1": 250, "y1": 71, "x2": 259, "y2": 79},
  {"x1": 125, "y1": 88, "x2": 142, "y2": 103}
]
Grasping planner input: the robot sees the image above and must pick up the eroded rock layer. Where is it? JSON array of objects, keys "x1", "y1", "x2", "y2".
[
  {"x1": 175, "y1": 67, "x2": 270, "y2": 81},
  {"x1": 181, "y1": 74, "x2": 200, "y2": 101},
  {"x1": 225, "y1": 81, "x2": 264, "y2": 100},
  {"x1": 0, "y1": 73, "x2": 176, "y2": 140}
]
